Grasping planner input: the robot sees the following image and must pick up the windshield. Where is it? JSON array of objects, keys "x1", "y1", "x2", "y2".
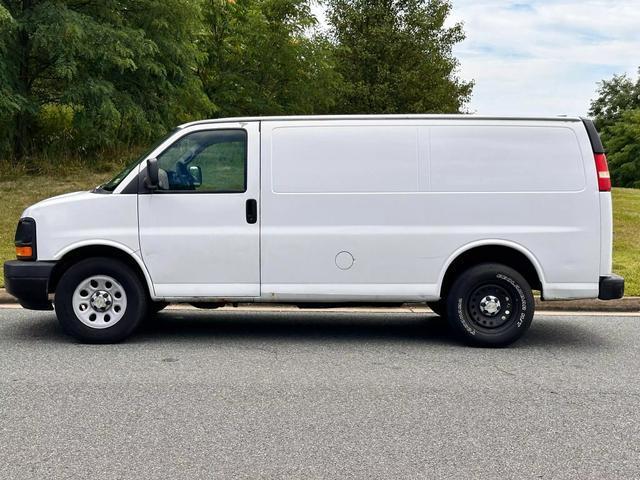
[{"x1": 100, "y1": 129, "x2": 179, "y2": 192}]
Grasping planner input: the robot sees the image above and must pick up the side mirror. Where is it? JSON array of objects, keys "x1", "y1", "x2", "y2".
[
  {"x1": 189, "y1": 165, "x2": 202, "y2": 187},
  {"x1": 145, "y1": 158, "x2": 159, "y2": 191}
]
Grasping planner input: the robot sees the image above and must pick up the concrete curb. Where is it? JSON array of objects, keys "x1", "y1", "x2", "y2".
[
  {"x1": 0, "y1": 289, "x2": 15, "y2": 304},
  {"x1": 1, "y1": 288, "x2": 638, "y2": 312},
  {"x1": 534, "y1": 297, "x2": 640, "y2": 312}
]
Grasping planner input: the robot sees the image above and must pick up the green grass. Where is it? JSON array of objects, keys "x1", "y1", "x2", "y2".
[
  {"x1": 612, "y1": 188, "x2": 640, "y2": 296},
  {"x1": 1, "y1": 176, "x2": 639, "y2": 295}
]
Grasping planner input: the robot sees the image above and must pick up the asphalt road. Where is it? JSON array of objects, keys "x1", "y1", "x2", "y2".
[{"x1": 1, "y1": 307, "x2": 639, "y2": 479}]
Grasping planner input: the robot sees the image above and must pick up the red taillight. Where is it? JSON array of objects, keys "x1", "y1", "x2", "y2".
[{"x1": 594, "y1": 153, "x2": 611, "y2": 192}]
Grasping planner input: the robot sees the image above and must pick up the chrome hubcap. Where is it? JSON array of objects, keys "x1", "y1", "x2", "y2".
[
  {"x1": 90, "y1": 291, "x2": 113, "y2": 312},
  {"x1": 72, "y1": 275, "x2": 127, "y2": 329},
  {"x1": 479, "y1": 295, "x2": 501, "y2": 316}
]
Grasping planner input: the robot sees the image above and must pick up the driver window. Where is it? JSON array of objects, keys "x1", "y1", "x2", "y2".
[{"x1": 157, "y1": 129, "x2": 247, "y2": 192}]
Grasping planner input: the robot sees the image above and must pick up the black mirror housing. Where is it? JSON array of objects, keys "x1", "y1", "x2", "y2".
[{"x1": 145, "y1": 158, "x2": 159, "y2": 190}]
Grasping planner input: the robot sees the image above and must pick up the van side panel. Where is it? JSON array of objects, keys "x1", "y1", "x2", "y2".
[
  {"x1": 261, "y1": 121, "x2": 433, "y2": 301},
  {"x1": 271, "y1": 126, "x2": 420, "y2": 193},
  {"x1": 260, "y1": 119, "x2": 601, "y2": 301},
  {"x1": 430, "y1": 126, "x2": 585, "y2": 192}
]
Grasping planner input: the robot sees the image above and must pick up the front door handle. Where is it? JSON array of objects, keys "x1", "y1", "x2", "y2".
[{"x1": 246, "y1": 199, "x2": 257, "y2": 224}]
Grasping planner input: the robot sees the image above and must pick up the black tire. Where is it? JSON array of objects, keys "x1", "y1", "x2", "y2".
[
  {"x1": 142, "y1": 301, "x2": 169, "y2": 323},
  {"x1": 54, "y1": 257, "x2": 148, "y2": 343},
  {"x1": 150, "y1": 301, "x2": 169, "y2": 314},
  {"x1": 427, "y1": 300, "x2": 447, "y2": 318},
  {"x1": 446, "y1": 263, "x2": 534, "y2": 347}
]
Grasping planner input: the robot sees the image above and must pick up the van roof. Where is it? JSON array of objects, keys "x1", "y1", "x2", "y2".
[{"x1": 179, "y1": 114, "x2": 583, "y2": 128}]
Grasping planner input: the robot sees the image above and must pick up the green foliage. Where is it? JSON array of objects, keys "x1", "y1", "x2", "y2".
[
  {"x1": 0, "y1": 0, "x2": 212, "y2": 163},
  {"x1": 37, "y1": 103, "x2": 75, "y2": 147},
  {"x1": 590, "y1": 72, "x2": 640, "y2": 131},
  {"x1": 590, "y1": 70, "x2": 640, "y2": 188},
  {"x1": 199, "y1": 0, "x2": 341, "y2": 116},
  {"x1": 0, "y1": 0, "x2": 473, "y2": 169},
  {"x1": 0, "y1": 4, "x2": 20, "y2": 155},
  {"x1": 325, "y1": 0, "x2": 473, "y2": 114},
  {"x1": 603, "y1": 109, "x2": 640, "y2": 188}
]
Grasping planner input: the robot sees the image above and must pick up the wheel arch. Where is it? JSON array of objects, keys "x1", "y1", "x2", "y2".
[
  {"x1": 437, "y1": 240, "x2": 545, "y2": 299},
  {"x1": 49, "y1": 242, "x2": 154, "y2": 298}
]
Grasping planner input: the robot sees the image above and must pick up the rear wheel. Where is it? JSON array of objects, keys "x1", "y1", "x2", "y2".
[
  {"x1": 55, "y1": 257, "x2": 147, "y2": 343},
  {"x1": 446, "y1": 263, "x2": 534, "y2": 347}
]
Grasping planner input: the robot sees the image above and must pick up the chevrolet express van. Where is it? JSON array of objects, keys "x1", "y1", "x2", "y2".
[{"x1": 3, "y1": 115, "x2": 624, "y2": 346}]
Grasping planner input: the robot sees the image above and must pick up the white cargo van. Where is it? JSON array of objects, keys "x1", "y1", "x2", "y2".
[{"x1": 4, "y1": 115, "x2": 624, "y2": 346}]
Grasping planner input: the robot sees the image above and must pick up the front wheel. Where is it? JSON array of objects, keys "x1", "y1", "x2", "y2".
[
  {"x1": 55, "y1": 257, "x2": 148, "y2": 343},
  {"x1": 446, "y1": 263, "x2": 534, "y2": 347}
]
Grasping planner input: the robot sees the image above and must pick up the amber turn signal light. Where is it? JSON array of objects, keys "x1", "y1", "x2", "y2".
[{"x1": 16, "y1": 245, "x2": 33, "y2": 259}]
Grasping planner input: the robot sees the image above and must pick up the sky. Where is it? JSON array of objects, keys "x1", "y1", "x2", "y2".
[
  {"x1": 448, "y1": 0, "x2": 640, "y2": 116},
  {"x1": 312, "y1": 0, "x2": 640, "y2": 116}
]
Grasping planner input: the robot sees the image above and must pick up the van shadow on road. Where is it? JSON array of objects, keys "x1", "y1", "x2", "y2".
[{"x1": 8, "y1": 309, "x2": 611, "y2": 351}]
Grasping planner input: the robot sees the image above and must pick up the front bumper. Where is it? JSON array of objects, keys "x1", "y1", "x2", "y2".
[
  {"x1": 599, "y1": 274, "x2": 624, "y2": 300},
  {"x1": 3, "y1": 260, "x2": 56, "y2": 310}
]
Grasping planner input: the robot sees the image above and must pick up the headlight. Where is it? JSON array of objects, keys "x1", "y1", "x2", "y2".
[{"x1": 15, "y1": 218, "x2": 37, "y2": 261}]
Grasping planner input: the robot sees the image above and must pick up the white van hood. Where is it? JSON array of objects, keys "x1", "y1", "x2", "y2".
[
  {"x1": 22, "y1": 191, "x2": 95, "y2": 218},
  {"x1": 20, "y1": 190, "x2": 140, "y2": 261}
]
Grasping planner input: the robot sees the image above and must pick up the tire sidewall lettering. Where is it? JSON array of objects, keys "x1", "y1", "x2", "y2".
[
  {"x1": 496, "y1": 273, "x2": 527, "y2": 329},
  {"x1": 447, "y1": 264, "x2": 535, "y2": 347},
  {"x1": 457, "y1": 297, "x2": 477, "y2": 335}
]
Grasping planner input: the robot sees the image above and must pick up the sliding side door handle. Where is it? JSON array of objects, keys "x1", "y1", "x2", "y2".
[{"x1": 246, "y1": 199, "x2": 257, "y2": 224}]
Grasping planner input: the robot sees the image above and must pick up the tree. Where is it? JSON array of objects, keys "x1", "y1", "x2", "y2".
[
  {"x1": 0, "y1": 0, "x2": 212, "y2": 161},
  {"x1": 0, "y1": 4, "x2": 22, "y2": 156},
  {"x1": 0, "y1": 0, "x2": 475, "y2": 168},
  {"x1": 600, "y1": 109, "x2": 640, "y2": 188},
  {"x1": 325, "y1": 0, "x2": 472, "y2": 114},
  {"x1": 198, "y1": 0, "x2": 341, "y2": 117},
  {"x1": 589, "y1": 72, "x2": 640, "y2": 131},
  {"x1": 589, "y1": 69, "x2": 640, "y2": 188}
]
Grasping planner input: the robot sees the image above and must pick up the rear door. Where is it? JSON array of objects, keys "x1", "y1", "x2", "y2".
[{"x1": 138, "y1": 122, "x2": 260, "y2": 298}]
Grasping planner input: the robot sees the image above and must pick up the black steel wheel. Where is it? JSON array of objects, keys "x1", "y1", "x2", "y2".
[{"x1": 446, "y1": 263, "x2": 534, "y2": 347}]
